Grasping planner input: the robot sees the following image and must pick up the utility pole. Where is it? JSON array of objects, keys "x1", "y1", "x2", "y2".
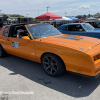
[{"x1": 46, "y1": 6, "x2": 50, "y2": 13}]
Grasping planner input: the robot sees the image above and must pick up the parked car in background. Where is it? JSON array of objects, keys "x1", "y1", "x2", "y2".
[
  {"x1": 83, "y1": 17, "x2": 100, "y2": 28},
  {"x1": 57, "y1": 23, "x2": 100, "y2": 38},
  {"x1": 84, "y1": 20, "x2": 100, "y2": 28},
  {"x1": 97, "y1": 22, "x2": 100, "y2": 27}
]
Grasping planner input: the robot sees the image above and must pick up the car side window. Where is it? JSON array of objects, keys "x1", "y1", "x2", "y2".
[
  {"x1": 68, "y1": 25, "x2": 84, "y2": 31},
  {"x1": 68, "y1": 25, "x2": 76, "y2": 31},
  {"x1": 62, "y1": 26, "x2": 68, "y2": 31},
  {"x1": 76, "y1": 25, "x2": 85, "y2": 31},
  {"x1": 8, "y1": 26, "x2": 31, "y2": 39},
  {"x1": 3, "y1": 26, "x2": 9, "y2": 37}
]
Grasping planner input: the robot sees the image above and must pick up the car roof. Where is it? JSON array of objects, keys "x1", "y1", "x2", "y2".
[
  {"x1": 57, "y1": 23, "x2": 88, "y2": 29},
  {"x1": 26, "y1": 23, "x2": 49, "y2": 26},
  {"x1": 7, "y1": 23, "x2": 48, "y2": 27},
  {"x1": 63, "y1": 23, "x2": 86, "y2": 26},
  {"x1": 57, "y1": 23, "x2": 87, "y2": 29}
]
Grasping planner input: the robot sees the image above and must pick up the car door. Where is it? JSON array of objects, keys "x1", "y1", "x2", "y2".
[
  {"x1": 67, "y1": 25, "x2": 87, "y2": 36},
  {"x1": 7, "y1": 37, "x2": 37, "y2": 62},
  {"x1": 6, "y1": 25, "x2": 37, "y2": 62}
]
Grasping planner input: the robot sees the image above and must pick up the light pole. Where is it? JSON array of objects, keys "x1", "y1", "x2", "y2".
[
  {"x1": 0, "y1": 10, "x2": 2, "y2": 14},
  {"x1": 88, "y1": 9, "x2": 90, "y2": 18},
  {"x1": 26, "y1": 14, "x2": 29, "y2": 17},
  {"x1": 65, "y1": 12, "x2": 67, "y2": 17},
  {"x1": 46, "y1": 6, "x2": 50, "y2": 13},
  {"x1": 38, "y1": 9, "x2": 39, "y2": 16}
]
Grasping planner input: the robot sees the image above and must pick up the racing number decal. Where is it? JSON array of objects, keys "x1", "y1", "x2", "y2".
[{"x1": 12, "y1": 42, "x2": 19, "y2": 48}]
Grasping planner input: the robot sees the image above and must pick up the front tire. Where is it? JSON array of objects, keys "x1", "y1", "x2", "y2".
[{"x1": 42, "y1": 54, "x2": 65, "y2": 77}]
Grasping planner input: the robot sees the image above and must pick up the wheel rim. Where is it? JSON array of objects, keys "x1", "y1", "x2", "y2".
[{"x1": 43, "y1": 56, "x2": 58, "y2": 75}]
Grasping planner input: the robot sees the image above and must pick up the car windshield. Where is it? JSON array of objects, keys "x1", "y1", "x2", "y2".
[
  {"x1": 82, "y1": 23, "x2": 95, "y2": 31},
  {"x1": 26, "y1": 24, "x2": 62, "y2": 39}
]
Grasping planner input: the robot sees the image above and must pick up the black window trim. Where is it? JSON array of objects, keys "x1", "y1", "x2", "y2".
[{"x1": 62, "y1": 25, "x2": 68, "y2": 31}]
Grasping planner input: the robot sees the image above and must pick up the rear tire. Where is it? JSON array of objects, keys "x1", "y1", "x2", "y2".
[
  {"x1": 42, "y1": 54, "x2": 65, "y2": 77},
  {"x1": 0, "y1": 45, "x2": 7, "y2": 57}
]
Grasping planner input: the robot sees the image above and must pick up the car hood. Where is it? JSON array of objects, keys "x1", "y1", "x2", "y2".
[{"x1": 40, "y1": 34, "x2": 100, "y2": 52}]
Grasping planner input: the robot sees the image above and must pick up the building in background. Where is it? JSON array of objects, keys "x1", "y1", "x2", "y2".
[
  {"x1": 0, "y1": 13, "x2": 10, "y2": 27},
  {"x1": 0, "y1": 13, "x2": 33, "y2": 27},
  {"x1": 7, "y1": 17, "x2": 33, "y2": 25},
  {"x1": 93, "y1": 14, "x2": 100, "y2": 18}
]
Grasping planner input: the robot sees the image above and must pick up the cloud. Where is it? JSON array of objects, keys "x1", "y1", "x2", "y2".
[
  {"x1": 49, "y1": 8, "x2": 77, "y2": 14},
  {"x1": 49, "y1": 10, "x2": 61, "y2": 13},
  {"x1": 65, "y1": 8, "x2": 77, "y2": 12},
  {"x1": 79, "y1": 5, "x2": 90, "y2": 10}
]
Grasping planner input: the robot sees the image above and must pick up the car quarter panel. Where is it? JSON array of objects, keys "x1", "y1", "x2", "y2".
[{"x1": 33, "y1": 38, "x2": 95, "y2": 75}]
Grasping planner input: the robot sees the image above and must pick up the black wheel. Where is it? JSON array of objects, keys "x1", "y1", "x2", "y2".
[
  {"x1": 0, "y1": 45, "x2": 7, "y2": 57},
  {"x1": 42, "y1": 54, "x2": 65, "y2": 76}
]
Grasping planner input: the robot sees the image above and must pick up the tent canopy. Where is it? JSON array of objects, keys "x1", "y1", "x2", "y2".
[
  {"x1": 68, "y1": 16, "x2": 79, "y2": 21},
  {"x1": 62, "y1": 16, "x2": 73, "y2": 21},
  {"x1": 54, "y1": 16, "x2": 72, "y2": 22},
  {"x1": 35, "y1": 12, "x2": 61, "y2": 19}
]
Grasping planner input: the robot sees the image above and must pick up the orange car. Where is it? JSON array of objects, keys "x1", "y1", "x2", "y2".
[{"x1": 0, "y1": 23, "x2": 100, "y2": 79}]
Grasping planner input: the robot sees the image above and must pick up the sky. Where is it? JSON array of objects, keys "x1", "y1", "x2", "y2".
[{"x1": 0, "y1": 0, "x2": 100, "y2": 18}]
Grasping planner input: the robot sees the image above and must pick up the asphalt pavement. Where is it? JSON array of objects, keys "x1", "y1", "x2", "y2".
[{"x1": 0, "y1": 55, "x2": 100, "y2": 100}]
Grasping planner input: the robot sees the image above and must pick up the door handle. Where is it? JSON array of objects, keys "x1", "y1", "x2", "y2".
[{"x1": 7, "y1": 39, "x2": 10, "y2": 41}]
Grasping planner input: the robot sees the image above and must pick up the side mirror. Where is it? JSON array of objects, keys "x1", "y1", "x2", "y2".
[{"x1": 21, "y1": 36, "x2": 30, "y2": 40}]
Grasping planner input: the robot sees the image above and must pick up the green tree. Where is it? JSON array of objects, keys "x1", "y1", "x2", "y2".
[
  {"x1": 96, "y1": 12, "x2": 100, "y2": 15},
  {"x1": 10, "y1": 14, "x2": 24, "y2": 17},
  {"x1": 76, "y1": 15, "x2": 81, "y2": 19},
  {"x1": 32, "y1": 18, "x2": 36, "y2": 21}
]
